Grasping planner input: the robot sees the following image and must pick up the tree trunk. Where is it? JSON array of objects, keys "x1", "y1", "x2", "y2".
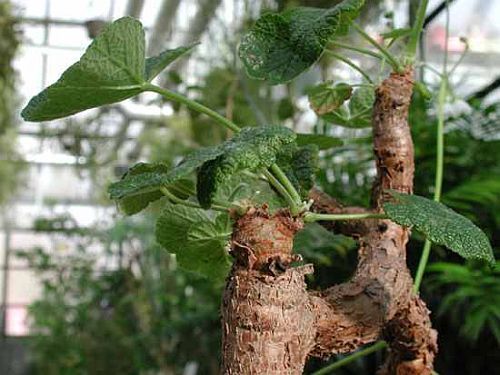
[{"x1": 220, "y1": 70, "x2": 438, "y2": 374}]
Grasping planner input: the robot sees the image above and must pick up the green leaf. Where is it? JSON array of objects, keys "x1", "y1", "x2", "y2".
[
  {"x1": 276, "y1": 144, "x2": 319, "y2": 198},
  {"x1": 323, "y1": 86, "x2": 375, "y2": 128},
  {"x1": 22, "y1": 17, "x2": 145, "y2": 121},
  {"x1": 383, "y1": 191, "x2": 495, "y2": 266},
  {"x1": 277, "y1": 98, "x2": 295, "y2": 120},
  {"x1": 197, "y1": 126, "x2": 296, "y2": 208},
  {"x1": 109, "y1": 163, "x2": 195, "y2": 215},
  {"x1": 156, "y1": 204, "x2": 232, "y2": 281},
  {"x1": 145, "y1": 43, "x2": 198, "y2": 81},
  {"x1": 112, "y1": 163, "x2": 168, "y2": 215},
  {"x1": 239, "y1": 0, "x2": 365, "y2": 84},
  {"x1": 21, "y1": 17, "x2": 195, "y2": 121},
  {"x1": 291, "y1": 145, "x2": 319, "y2": 197},
  {"x1": 109, "y1": 146, "x2": 224, "y2": 204},
  {"x1": 381, "y1": 27, "x2": 412, "y2": 40},
  {"x1": 296, "y1": 133, "x2": 343, "y2": 150},
  {"x1": 214, "y1": 174, "x2": 286, "y2": 212},
  {"x1": 308, "y1": 82, "x2": 352, "y2": 115}
]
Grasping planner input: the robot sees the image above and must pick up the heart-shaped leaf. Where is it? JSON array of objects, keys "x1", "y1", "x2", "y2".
[
  {"x1": 145, "y1": 43, "x2": 198, "y2": 81},
  {"x1": 323, "y1": 85, "x2": 375, "y2": 128},
  {"x1": 196, "y1": 126, "x2": 296, "y2": 208},
  {"x1": 109, "y1": 146, "x2": 224, "y2": 203},
  {"x1": 308, "y1": 82, "x2": 352, "y2": 115},
  {"x1": 109, "y1": 162, "x2": 196, "y2": 215},
  {"x1": 239, "y1": 0, "x2": 365, "y2": 84},
  {"x1": 22, "y1": 17, "x2": 196, "y2": 122},
  {"x1": 156, "y1": 204, "x2": 232, "y2": 281},
  {"x1": 384, "y1": 191, "x2": 495, "y2": 266}
]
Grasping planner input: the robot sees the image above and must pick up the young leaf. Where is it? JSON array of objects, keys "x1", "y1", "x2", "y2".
[
  {"x1": 239, "y1": 0, "x2": 365, "y2": 84},
  {"x1": 22, "y1": 17, "x2": 196, "y2": 121},
  {"x1": 214, "y1": 174, "x2": 286, "y2": 212},
  {"x1": 279, "y1": 144, "x2": 319, "y2": 198},
  {"x1": 383, "y1": 191, "x2": 495, "y2": 266},
  {"x1": 196, "y1": 126, "x2": 296, "y2": 208},
  {"x1": 109, "y1": 146, "x2": 224, "y2": 203},
  {"x1": 323, "y1": 86, "x2": 375, "y2": 128},
  {"x1": 155, "y1": 204, "x2": 231, "y2": 281},
  {"x1": 277, "y1": 98, "x2": 295, "y2": 120},
  {"x1": 296, "y1": 133, "x2": 343, "y2": 150},
  {"x1": 308, "y1": 82, "x2": 352, "y2": 115},
  {"x1": 111, "y1": 163, "x2": 168, "y2": 215},
  {"x1": 108, "y1": 163, "x2": 195, "y2": 215},
  {"x1": 145, "y1": 43, "x2": 198, "y2": 81}
]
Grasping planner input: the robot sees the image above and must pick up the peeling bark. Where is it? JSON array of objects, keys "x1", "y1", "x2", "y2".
[
  {"x1": 221, "y1": 70, "x2": 437, "y2": 374},
  {"x1": 221, "y1": 209, "x2": 314, "y2": 374}
]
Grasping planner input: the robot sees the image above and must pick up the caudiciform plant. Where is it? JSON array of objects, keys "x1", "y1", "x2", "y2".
[{"x1": 22, "y1": 1, "x2": 495, "y2": 373}]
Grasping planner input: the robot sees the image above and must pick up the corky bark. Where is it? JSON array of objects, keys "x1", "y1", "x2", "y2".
[{"x1": 221, "y1": 69, "x2": 437, "y2": 374}]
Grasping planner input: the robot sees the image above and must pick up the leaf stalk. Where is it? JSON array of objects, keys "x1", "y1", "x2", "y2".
[
  {"x1": 351, "y1": 23, "x2": 403, "y2": 73},
  {"x1": 303, "y1": 212, "x2": 388, "y2": 223},
  {"x1": 145, "y1": 83, "x2": 303, "y2": 213}
]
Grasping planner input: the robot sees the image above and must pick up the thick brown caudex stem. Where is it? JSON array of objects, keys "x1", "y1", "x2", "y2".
[{"x1": 221, "y1": 69, "x2": 437, "y2": 374}]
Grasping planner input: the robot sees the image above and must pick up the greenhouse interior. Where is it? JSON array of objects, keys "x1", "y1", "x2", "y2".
[{"x1": 0, "y1": 0, "x2": 499, "y2": 374}]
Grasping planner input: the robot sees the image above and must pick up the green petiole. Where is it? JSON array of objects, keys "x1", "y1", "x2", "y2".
[
  {"x1": 351, "y1": 23, "x2": 403, "y2": 73},
  {"x1": 145, "y1": 83, "x2": 303, "y2": 212},
  {"x1": 303, "y1": 212, "x2": 388, "y2": 223},
  {"x1": 325, "y1": 50, "x2": 374, "y2": 84}
]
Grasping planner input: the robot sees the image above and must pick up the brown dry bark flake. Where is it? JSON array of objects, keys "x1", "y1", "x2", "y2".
[
  {"x1": 221, "y1": 208, "x2": 314, "y2": 374},
  {"x1": 220, "y1": 70, "x2": 437, "y2": 375}
]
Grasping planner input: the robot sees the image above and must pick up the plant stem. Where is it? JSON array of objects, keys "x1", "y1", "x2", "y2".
[
  {"x1": 328, "y1": 41, "x2": 384, "y2": 60},
  {"x1": 406, "y1": 0, "x2": 430, "y2": 60},
  {"x1": 351, "y1": 23, "x2": 403, "y2": 72},
  {"x1": 304, "y1": 212, "x2": 388, "y2": 223},
  {"x1": 160, "y1": 186, "x2": 228, "y2": 212},
  {"x1": 146, "y1": 83, "x2": 303, "y2": 212},
  {"x1": 325, "y1": 50, "x2": 373, "y2": 84},
  {"x1": 262, "y1": 170, "x2": 299, "y2": 213},
  {"x1": 269, "y1": 164, "x2": 302, "y2": 206},
  {"x1": 144, "y1": 84, "x2": 240, "y2": 133},
  {"x1": 413, "y1": 2, "x2": 449, "y2": 293},
  {"x1": 312, "y1": 341, "x2": 387, "y2": 375}
]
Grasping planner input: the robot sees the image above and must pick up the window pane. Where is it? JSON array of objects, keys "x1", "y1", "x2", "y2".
[{"x1": 5, "y1": 306, "x2": 29, "y2": 337}]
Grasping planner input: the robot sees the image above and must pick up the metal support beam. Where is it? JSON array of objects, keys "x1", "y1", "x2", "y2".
[
  {"x1": 162, "y1": 0, "x2": 222, "y2": 79},
  {"x1": 125, "y1": 0, "x2": 145, "y2": 18},
  {"x1": 147, "y1": 0, "x2": 182, "y2": 56},
  {"x1": 467, "y1": 76, "x2": 500, "y2": 102},
  {"x1": 423, "y1": 0, "x2": 458, "y2": 28},
  {"x1": 16, "y1": 16, "x2": 87, "y2": 27}
]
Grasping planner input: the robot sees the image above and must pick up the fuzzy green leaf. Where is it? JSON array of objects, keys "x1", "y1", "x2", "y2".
[
  {"x1": 109, "y1": 163, "x2": 195, "y2": 215},
  {"x1": 22, "y1": 17, "x2": 144, "y2": 121},
  {"x1": 145, "y1": 43, "x2": 198, "y2": 81},
  {"x1": 290, "y1": 145, "x2": 319, "y2": 197},
  {"x1": 277, "y1": 144, "x2": 319, "y2": 198},
  {"x1": 384, "y1": 191, "x2": 495, "y2": 266},
  {"x1": 308, "y1": 82, "x2": 352, "y2": 115},
  {"x1": 156, "y1": 204, "x2": 231, "y2": 281},
  {"x1": 277, "y1": 98, "x2": 295, "y2": 120},
  {"x1": 323, "y1": 86, "x2": 375, "y2": 128},
  {"x1": 22, "y1": 17, "x2": 195, "y2": 121},
  {"x1": 239, "y1": 0, "x2": 365, "y2": 84},
  {"x1": 197, "y1": 126, "x2": 296, "y2": 208},
  {"x1": 215, "y1": 175, "x2": 286, "y2": 212},
  {"x1": 296, "y1": 133, "x2": 343, "y2": 150},
  {"x1": 112, "y1": 163, "x2": 168, "y2": 215},
  {"x1": 109, "y1": 146, "x2": 224, "y2": 204}
]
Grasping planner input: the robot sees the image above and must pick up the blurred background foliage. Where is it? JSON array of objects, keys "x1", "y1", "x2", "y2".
[
  {"x1": 1, "y1": 0, "x2": 499, "y2": 374},
  {"x1": 0, "y1": 0, "x2": 23, "y2": 206}
]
